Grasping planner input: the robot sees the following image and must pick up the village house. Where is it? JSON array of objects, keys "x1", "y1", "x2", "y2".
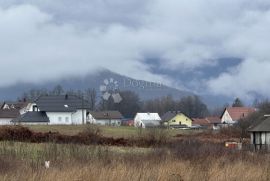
[
  {"x1": 12, "y1": 112, "x2": 50, "y2": 125},
  {"x1": 220, "y1": 107, "x2": 256, "y2": 125},
  {"x1": 161, "y1": 111, "x2": 192, "y2": 128},
  {"x1": 134, "y1": 113, "x2": 161, "y2": 128},
  {"x1": 0, "y1": 109, "x2": 20, "y2": 125},
  {"x1": 12, "y1": 94, "x2": 91, "y2": 125},
  {"x1": 248, "y1": 116, "x2": 270, "y2": 151},
  {"x1": 88, "y1": 111, "x2": 124, "y2": 126},
  {"x1": 192, "y1": 116, "x2": 221, "y2": 130}
]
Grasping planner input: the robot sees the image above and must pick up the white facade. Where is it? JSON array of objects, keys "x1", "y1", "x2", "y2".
[
  {"x1": 88, "y1": 114, "x2": 121, "y2": 126},
  {"x1": 19, "y1": 103, "x2": 37, "y2": 115},
  {"x1": 46, "y1": 110, "x2": 88, "y2": 125},
  {"x1": 0, "y1": 118, "x2": 12, "y2": 125},
  {"x1": 221, "y1": 110, "x2": 235, "y2": 124},
  {"x1": 134, "y1": 113, "x2": 161, "y2": 128}
]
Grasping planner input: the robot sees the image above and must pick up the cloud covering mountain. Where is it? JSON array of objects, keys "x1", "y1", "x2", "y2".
[{"x1": 0, "y1": 0, "x2": 270, "y2": 101}]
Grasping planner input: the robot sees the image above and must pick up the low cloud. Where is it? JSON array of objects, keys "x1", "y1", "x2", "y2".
[{"x1": 0, "y1": 1, "x2": 270, "y2": 99}]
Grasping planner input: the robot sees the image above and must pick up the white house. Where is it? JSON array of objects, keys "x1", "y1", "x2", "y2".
[
  {"x1": 134, "y1": 113, "x2": 161, "y2": 128},
  {"x1": 0, "y1": 110, "x2": 20, "y2": 125},
  {"x1": 88, "y1": 111, "x2": 124, "y2": 126},
  {"x1": 12, "y1": 94, "x2": 91, "y2": 125},
  {"x1": 221, "y1": 107, "x2": 256, "y2": 124}
]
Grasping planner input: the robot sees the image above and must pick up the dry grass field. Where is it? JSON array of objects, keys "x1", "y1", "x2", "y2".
[
  {"x1": 0, "y1": 141, "x2": 269, "y2": 181},
  {"x1": 0, "y1": 125, "x2": 266, "y2": 181}
]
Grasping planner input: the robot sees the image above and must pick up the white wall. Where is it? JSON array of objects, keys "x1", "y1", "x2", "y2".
[
  {"x1": 221, "y1": 110, "x2": 234, "y2": 124},
  {"x1": 47, "y1": 109, "x2": 88, "y2": 125},
  {"x1": 71, "y1": 109, "x2": 88, "y2": 124},
  {"x1": 0, "y1": 118, "x2": 12, "y2": 125},
  {"x1": 47, "y1": 112, "x2": 73, "y2": 125},
  {"x1": 95, "y1": 119, "x2": 121, "y2": 126}
]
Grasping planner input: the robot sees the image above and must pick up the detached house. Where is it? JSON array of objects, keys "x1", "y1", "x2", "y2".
[
  {"x1": 0, "y1": 101, "x2": 30, "y2": 125},
  {"x1": 221, "y1": 107, "x2": 256, "y2": 125},
  {"x1": 0, "y1": 110, "x2": 20, "y2": 125},
  {"x1": 12, "y1": 94, "x2": 91, "y2": 125},
  {"x1": 162, "y1": 111, "x2": 192, "y2": 128},
  {"x1": 134, "y1": 113, "x2": 161, "y2": 128},
  {"x1": 88, "y1": 111, "x2": 124, "y2": 126}
]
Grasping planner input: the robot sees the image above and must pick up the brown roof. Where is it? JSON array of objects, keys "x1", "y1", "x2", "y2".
[
  {"x1": 205, "y1": 116, "x2": 221, "y2": 124},
  {"x1": 89, "y1": 111, "x2": 124, "y2": 120},
  {"x1": 0, "y1": 110, "x2": 20, "y2": 118},
  {"x1": 1, "y1": 101, "x2": 30, "y2": 110},
  {"x1": 192, "y1": 118, "x2": 209, "y2": 126},
  {"x1": 225, "y1": 107, "x2": 256, "y2": 121}
]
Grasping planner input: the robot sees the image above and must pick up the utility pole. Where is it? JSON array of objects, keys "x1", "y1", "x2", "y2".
[{"x1": 82, "y1": 94, "x2": 85, "y2": 124}]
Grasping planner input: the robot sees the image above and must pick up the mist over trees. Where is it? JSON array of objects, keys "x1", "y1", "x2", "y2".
[{"x1": 19, "y1": 85, "x2": 209, "y2": 118}]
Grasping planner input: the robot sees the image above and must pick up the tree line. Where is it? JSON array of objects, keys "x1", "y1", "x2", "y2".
[{"x1": 19, "y1": 85, "x2": 209, "y2": 118}]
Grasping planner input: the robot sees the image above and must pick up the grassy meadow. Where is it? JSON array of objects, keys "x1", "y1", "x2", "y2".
[{"x1": 0, "y1": 125, "x2": 267, "y2": 181}]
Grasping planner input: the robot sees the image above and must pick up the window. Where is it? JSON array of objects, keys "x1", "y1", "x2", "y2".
[
  {"x1": 172, "y1": 120, "x2": 176, "y2": 122},
  {"x1": 58, "y1": 117, "x2": 62, "y2": 122},
  {"x1": 65, "y1": 117, "x2": 69, "y2": 123}
]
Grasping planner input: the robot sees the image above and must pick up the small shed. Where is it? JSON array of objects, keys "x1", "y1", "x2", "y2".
[{"x1": 248, "y1": 117, "x2": 270, "y2": 151}]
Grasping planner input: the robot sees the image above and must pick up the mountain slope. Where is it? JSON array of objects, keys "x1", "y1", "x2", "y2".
[{"x1": 0, "y1": 70, "x2": 194, "y2": 102}]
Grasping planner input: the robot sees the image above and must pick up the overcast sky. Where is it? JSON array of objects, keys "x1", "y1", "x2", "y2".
[{"x1": 0, "y1": 0, "x2": 270, "y2": 100}]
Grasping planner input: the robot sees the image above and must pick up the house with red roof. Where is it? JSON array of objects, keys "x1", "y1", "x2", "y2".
[
  {"x1": 220, "y1": 107, "x2": 256, "y2": 124},
  {"x1": 192, "y1": 116, "x2": 221, "y2": 130}
]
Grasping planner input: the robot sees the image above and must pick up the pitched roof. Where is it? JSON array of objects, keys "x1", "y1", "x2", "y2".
[
  {"x1": 161, "y1": 111, "x2": 182, "y2": 122},
  {"x1": 224, "y1": 107, "x2": 256, "y2": 121},
  {"x1": 12, "y1": 112, "x2": 49, "y2": 123},
  {"x1": 89, "y1": 111, "x2": 124, "y2": 119},
  {"x1": 248, "y1": 117, "x2": 270, "y2": 132},
  {"x1": 0, "y1": 110, "x2": 20, "y2": 118},
  {"x1": 36, "y1": 95, "x2": 91, "y2": 112},
  {"x1": 192, "y1": 118, "x2": 209, "y2": 126},
  {"x1": 135, "y1": 113, "x2": 161, "y2": 121},
  {"x1": 1, "y1": 101, "x2": 30, "y2": 110},
  {"x1": 205, "y1": 116, "x2": 221, "y2": 124}
]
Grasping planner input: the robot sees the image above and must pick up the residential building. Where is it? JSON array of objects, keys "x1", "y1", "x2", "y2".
[
  {"x1": 134, "y1": 113, "x2": 161, "y2": 128},
  {"x1": 162, "y1": 111, "x2": 192, "y2": 128},
  {"x1": 88, "y1": 111, "x2": 124, "y2": 126},
  {"x1": 221, "y1": 107, "x2": 256, "y2": 124},
  {"x1": 12, "y1": 112, "x2": 49, "y2": 125},
  {"x1": 35, "y1": 94, "x2": 91, "y2": 125},
  {"x1": 0, "y1": 109, "x2": 20, "y2": 125}
]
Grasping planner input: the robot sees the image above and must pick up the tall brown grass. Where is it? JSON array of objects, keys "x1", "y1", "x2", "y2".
[{"x1": 0, "y1": 141, "x2": 269, "y2": 181}]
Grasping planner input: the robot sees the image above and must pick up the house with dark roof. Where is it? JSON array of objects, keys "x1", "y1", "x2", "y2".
[
  {"x1": 221, "y1": 107, "x2": 256, "y2": 124},
  {"x1": 0, "y1": 109, "x2": 20, "y2": 125},
  {"x1": 88, "y1": 111, "x2": 124, "y2": 126},
  {"x1": 248, "y1": 116, "x2": 270, "y2": 151},
  {"x1": 12, "y1": 112, "x2": 50, "y2": 125},
  {"x1": 31, "y1": 94, "x2": 91, "y2": 125},
  {"x1": 161, "y1": 111, "x2": 192, "y2": 128}
]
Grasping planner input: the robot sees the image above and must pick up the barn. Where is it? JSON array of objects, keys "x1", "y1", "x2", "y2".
[{"x1": 248, "y1": 117, "x2": 270, "y2": 151}]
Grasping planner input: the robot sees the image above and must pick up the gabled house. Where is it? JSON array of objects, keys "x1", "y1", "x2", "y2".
[
  {"x1": 0, "y1": 109, "x2": 20, "y2": 125},
  {"x1": 134, "y1": 113, "x2": 161, "y2": 128},
  {"x1": 162, "y1": 111, "x2": 192, "y2": 128},
  {"x1": 33, "y1": 95, "x2": 91, "y2": 125},
  {"x1": 221, "y1": 107, "x2": 256, "y2": 124},
  {"x1": 88, "y1": 111, "x2": 124, "y2": 126},
  {"x1": 12, "y1": 112, "x2": 50, "y2": 125},
  {"x1": 192, "y1": 116, "x2": 221, "y2": 130},
  {"x1": 1, "y1": 101, "x2": 33, "y2": 115}
]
